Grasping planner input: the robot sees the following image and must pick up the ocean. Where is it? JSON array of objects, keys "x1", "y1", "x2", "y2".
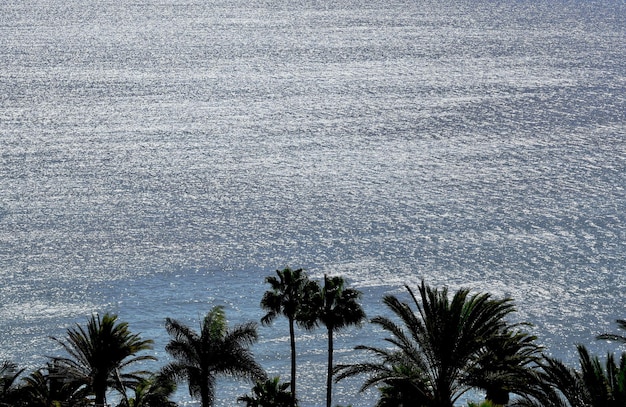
[{"x1": 1, "y1": 0, "x2": 625, "y2": 405}]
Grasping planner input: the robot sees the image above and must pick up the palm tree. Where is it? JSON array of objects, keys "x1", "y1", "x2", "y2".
[
  {"x1": 51, "y1": 313, "x2": 155, "y2": 406},
  {"x1": 17, "y1": 362, "x2": 90, "y2": 407},
  {"x1": 464, "y1": 328, "x2": 542, "y2": 405},
  {"x1": 237, "y1": 376, "x2": 294, "y2": 407},
  {"x1": 512, "y1": 345, "x2": 626, "y2": 407},
  {"x1": 335, "y1": 281, "x2": 516, "y2": 407},
  {"x1": 305, "y1": 274, "x2": 366, "y2": 407},
  {"x1": 115, "y1": 372, "x2": 178, "y2": 407},
  {"x1": 260, "y1": 267, "x2": 311, "y2": 405},
  {"x1": 163, "y1": 305, "x2": 266, "y2": 407},
  {"x1": 373, "y1": 363, "x2": 431, "y2": 407},
  {"x1": 0, "y1": 361, "x2": 24, "y2": 407}
]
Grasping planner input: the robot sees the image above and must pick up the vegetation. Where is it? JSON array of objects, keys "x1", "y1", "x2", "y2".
[
  {"x1": 50, "y1": 313, "x2": 155, "y2": 407},
  {"x1": 334, "y1": 282, "x2": 525, "y2": 407},
  {"x1": 511, "y1": 344, "x2": 626, "y2": 407},
  {"x1": 163, "y1": 306, "x2": 266, "y2": 407},
  {"x1": 464, "y1": 328, "x2": 541, "y2": 405},
  {"x1": 17, "y1": 362, "x2": 91, "y2": 406},
  {"x1": 260, "y1": 267, "x2": 312, "y2": 406},
  {"x1": 0, "y1": 271, "x2": 625, "y2": 407},
  {"x1": 303, "y1": 274, "x2": 366, "y2": 407},
  {"x1": 115, "y1": 373, "x2": 177, "y2": 407},
  {"x1": 0, "y1": 361, "x2": 24, "y2": 407},
  {"x1": 237, "y1": 376, "x2": 294, "y2": 407}
]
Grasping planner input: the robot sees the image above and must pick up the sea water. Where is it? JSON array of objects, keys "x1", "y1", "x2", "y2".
[{"x1": 1, "y1": 0, "x2": 625, "y2": 405}]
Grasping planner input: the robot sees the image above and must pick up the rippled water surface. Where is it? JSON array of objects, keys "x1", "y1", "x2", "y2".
[{"x1": 1, "y1": 0, "x2": 625, "y2": 405}]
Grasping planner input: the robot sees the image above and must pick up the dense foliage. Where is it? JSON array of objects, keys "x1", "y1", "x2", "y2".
[{"x1": 1, "y1": 271, "x2": 625, "y2": 407}]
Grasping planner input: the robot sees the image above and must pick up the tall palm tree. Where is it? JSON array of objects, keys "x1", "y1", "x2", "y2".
[
  {"x1": 305, "y1": 274, "x2": 366, "y2": 407},
  {"x1": 51, "y1": 313, "x2": 155, "y2": 406},
  {"x1": 260, "y1": 267, "x2": 311, "y2": 406},
  {"x1": 335, "y1": 281, "x2": 516, "y2": 407},
  {"x1": 163, "y1": 305, "x2": 266, "y2": 407}
]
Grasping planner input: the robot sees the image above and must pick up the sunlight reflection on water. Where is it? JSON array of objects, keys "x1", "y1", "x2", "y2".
[{"x1": 1, "y1": 0, "x2": 625, "y2": 405}]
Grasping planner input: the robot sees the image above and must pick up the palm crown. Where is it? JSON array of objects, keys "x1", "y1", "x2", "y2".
[
  {"x1": 163, "y1": 306, "x2": 266, "y2": 407},
  {"x1": 304, "y1": 274, "x2": 366, "y2": 407},
  {"x1": 51, "y1": 313, "x2": 155, "y2": 406},
  {"x1": 335, "y1": 281, "x2": 518, "y2": 407},
  {"x1": 260, "y1": 267, "x2": 311, "y2": 406}
]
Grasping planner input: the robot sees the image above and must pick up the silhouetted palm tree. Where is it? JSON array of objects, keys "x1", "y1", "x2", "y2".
[
  {"x1": 465, "y1": 328, "x2": 542, "y2": 405},
  {"x1": 237, "y1": 376, "x2": 294, "y2": 407},
  {"x1": 17, "y1": 362, "x2": 90, "y2": 407},
  {"x1": 373, "y1": 363, "x2": 431, "y2": 407},
  {"x1": 51, "y1": 313, "x2": 155, "y2": 406},
  {"x1": 163, "y1": 306, "x2": 266, "y2": 407},
  {"x1": 335, "y1": 281, "x2": 516, "y2": 407},
  {"x1": 0, "y1": 361, "x2": 24, "y2": 407},
  {"x1": 305, "y1": 275, "x2": 366, "y2": 407},
  {"x1": 115, "y1": 372, "x2": 178, "y2": 407},
  {"x1": 512, "y1": 345, "x2": 626, "y2": 407},
  {"x1": 260, "y1": 267, "x2": 311, "y2": 405}
]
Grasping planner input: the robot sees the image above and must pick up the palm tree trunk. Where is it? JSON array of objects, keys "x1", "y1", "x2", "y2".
[
  {"x1": 326, "y1": 326, "x2": 333, "y2": 407},
  {"x1": 486, "y1": 387, "x2": 509, "y2": 406},
  {"x1": 200, "y1": 379, "x2": 212, "y2": 407},
  {"x1": 289, "y1": 317, "x2": 297, "y2": 407},
  {"x1": 95, "y1": 387, "x2": 106, "y2": 406},
  {"x1": 94, "y1": 372, "x2": 107, "y2": 407}
]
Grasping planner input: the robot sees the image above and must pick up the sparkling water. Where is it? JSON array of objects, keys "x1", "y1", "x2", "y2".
[{"x1": 1, "y1": 0, "x2": 625, "y2": 405}]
